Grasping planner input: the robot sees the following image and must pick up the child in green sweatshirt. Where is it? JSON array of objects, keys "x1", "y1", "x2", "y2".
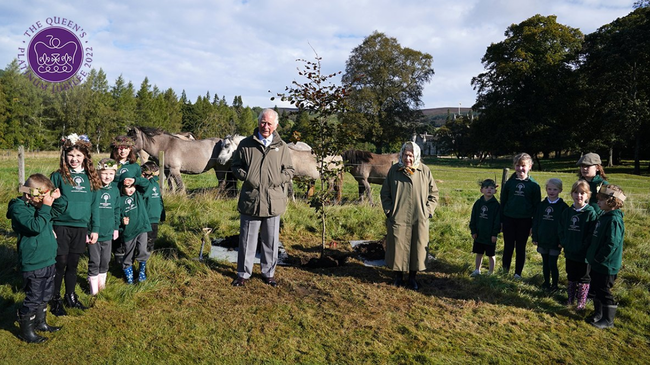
[{"x1": 469, "y1": 179, "x2": 501, "y2": 276}]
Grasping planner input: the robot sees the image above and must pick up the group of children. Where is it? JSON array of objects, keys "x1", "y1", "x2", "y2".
[
  {"x1": 8, "y1": 133, "x2": 164, "y2": 343},
  {"x1": 469, "y1": 152, "x2": 626, "y2": 329}
]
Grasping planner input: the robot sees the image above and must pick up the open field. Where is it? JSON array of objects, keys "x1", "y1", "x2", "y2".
[{"x1": 0, "y1": 152, "x2": 649, "y2": 364}]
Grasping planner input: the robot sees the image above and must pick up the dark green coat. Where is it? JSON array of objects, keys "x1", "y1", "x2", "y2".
[
  {"x1": 119, "y1": 189, "x2": 152, "y2": 242},
  {"x1": 587, "y1": 209, "x2": 625, "y2": 275},
  {"x1": 500, "y1": 175, "x2": 541, "y2": 219},
  {"x1": 142, "y1": 176, "x2": 165, "y2": 224},
  {"x1": 97, "y1": 183, "x2": 121, "y2": 242},
  {"x1": 50, "y1": 170, "x2": 100, "y2": 234},
  {"x1": 7, "y1": 197, "x2": 66, "y2": 272},
  {"x1": 532, "y1": 198, "x2": 568, "y2": 250},
  {"x1": 231, "y1": 129, "x2": 294, "y2": 218},
  {"x1": 469, "y1": 196, "x2": 501, "y2": 246},
  {"x1": 558, "y1": 204, "x2": 598, "y2": 263}
]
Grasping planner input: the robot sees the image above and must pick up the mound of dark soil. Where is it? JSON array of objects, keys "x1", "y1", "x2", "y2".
[{"x1": 354, "y1": 240, "x2": 386, "y2": 261}]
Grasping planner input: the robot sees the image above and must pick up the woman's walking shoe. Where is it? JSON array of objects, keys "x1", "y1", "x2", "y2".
[
  {"x1": 64, "y1": 292, "x2": 88, "y2": 310},
  {"x1": 49, "y1": 295, "x2": 67, "y2": 317},
  {"x1": 591, "y1": 305, "x2": 617, "y2": 329},
  {"x1": 566, "y1": 281, "x2": 576, "y2": 306},
  {"x1": 34, "y1": 304, "x2": 61, "y2": 333},
  {"x1": 575, "y1": 283, "x2": 590, "y2": 310},
  {"x1": 138, "y1": 261, "x2": 147, "y2": 282},
  {"x1": 124, "y1": 266, "x2": 134, "y2": 284},
  {"x1": 17, "y1": 311, "x2": 47, "y2": 344},
  {"x1": 88, "y1": 275, "x2": 100, "y2": 296}
]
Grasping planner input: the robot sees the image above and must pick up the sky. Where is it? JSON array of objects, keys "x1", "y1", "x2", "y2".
[{"x1": 0, "y1": 0, "x2": 636, "y2": 110}]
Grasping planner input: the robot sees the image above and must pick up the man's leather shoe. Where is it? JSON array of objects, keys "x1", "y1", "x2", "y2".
[
  {"x1": 231, "y1": 277, "x2": 246, "y2": 287},
  {"x1": 263, "y1": 277, "x2": 278, "y2": 287}
]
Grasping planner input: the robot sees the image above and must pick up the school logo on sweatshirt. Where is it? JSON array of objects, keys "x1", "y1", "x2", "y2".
[
  {"x1": 515, "y1": 183, "x2": 526, "y2": 197},
  {"x1": 542, "y1": 206, "x2": 555, "y2": 220},
  {"x1": 151, "y1": 187, "x2": 160, "y2": 198},
  {"x1": 72, "y1": 175, "x2": 87, "y2": 192},
  {"x1": 124, "y1": 196, "x2": 137, "y2": 214},
  {"x1": 100, "y1": 192, "x2": 113, "y2": 209},
  {"x1": 569, "y1": 215, "x2": 581, "y2": 231},
  {"x1": 480, "y1": 205, "x2": 489, "y2": 219},
  {"x1": 119, "y1": 167, "x2": 129, "y2": 175}
]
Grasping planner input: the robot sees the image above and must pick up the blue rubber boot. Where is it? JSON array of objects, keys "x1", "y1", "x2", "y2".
[
  {"x1": 138, "y1": 261, "x2": 147, "y2": 282},
  {"x1": 124, "y1": 266, "x2": 134, "y2": 284}
]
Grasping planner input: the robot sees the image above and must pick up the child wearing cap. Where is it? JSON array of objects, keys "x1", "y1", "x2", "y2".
[
  {"x1": 88, "y1": 158, "x2": 121, "y2": 295},
  {"x1": 141, "y1": 161, "x2": 165, "y2": 253},
  {"x1": 469, "y1": 179, "x2": 501, "y2": 276},
  {"x1": 532, "y1": 178, "x2": 568, "y2": 292},
  {"x1": 559, "y1": 180, "x2": 598, "y2": 310},
  {"x1": 587, "y1": 184, "x2": 626, "y2": 329},
  {"x1": 7, "y1": 174, "x2": 64, "y2": 343},
  {"x1": 576, "y1": 152, "x2": 609, "y2": 213}
]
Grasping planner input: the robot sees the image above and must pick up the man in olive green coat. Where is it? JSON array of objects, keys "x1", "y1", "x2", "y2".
[
  {"x1": 231, "y1": 109, "x2": 294, "y2": 287},
  {"x1": 381, "y1": 141, "x2": 438, "y2": 290}
]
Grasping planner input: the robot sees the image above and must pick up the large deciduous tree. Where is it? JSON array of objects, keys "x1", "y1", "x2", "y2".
[
  {"x1": 579, "y1": 7, "x2": 650, "y2": 173},
  {"x1": 342, "y1": 31, "x2": 434, "y2": 152},
  {"x1": 471, "y1": 15, "x2": 583, "y2": 166}
]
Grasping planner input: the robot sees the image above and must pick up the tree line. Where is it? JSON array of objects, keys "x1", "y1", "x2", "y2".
[{"x1": 1, "y1": 5, "x2": 649, "y2": 174}]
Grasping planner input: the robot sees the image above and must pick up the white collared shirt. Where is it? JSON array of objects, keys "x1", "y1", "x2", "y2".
[{"x1": 257, "y1": 132, "x2": 273, "y2": 147}]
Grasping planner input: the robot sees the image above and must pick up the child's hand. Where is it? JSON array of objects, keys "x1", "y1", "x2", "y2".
[
  {"x1": 471, "y1": 234, "x2": 477, "y2": 240},
  {"x1": 491, "y1": 236, "x2": 497, "y2": 244},
  {"x1": 50, "y1": 188, "x2": 61, "y2": 199},
  {"x1": 113, "y1": 230, "x2": 119, "y2": 240},
  {"x1": 123, "y1": 178, "x2": 135, "y2": 187},
  {"x1": 86, "y1": 232, "x2": 98, "y2": 244},
  {"x1": 42, "y1": 193, "x2": 55, "y2": 206},
  {"x1": 123, "y1": 217, "x2": 130, "y2": 225}
]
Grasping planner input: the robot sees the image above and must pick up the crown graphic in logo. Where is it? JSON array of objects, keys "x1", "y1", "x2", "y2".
[
  {"x1": 34, "y1": 35, "x2": 78, "y2": 75},
  {"x1": 28, "y1": 27, "x2": 83, "y2": 83}
]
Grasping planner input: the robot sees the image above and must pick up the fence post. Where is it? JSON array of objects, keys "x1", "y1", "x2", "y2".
[
  {"x1": 158, "y1": 151, "x2": 165, "y2": 196},
  {"x1": 500, "y1": 168, "x2": 509, "y2": 187},
  {"x1": 18, "y1": 145, "x2": 25, "y2": 186}
]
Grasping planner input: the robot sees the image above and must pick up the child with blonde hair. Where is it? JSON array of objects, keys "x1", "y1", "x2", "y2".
[
  {"x1": 559, "y1": 180, "x2": 597, "y2": 310},
  {"x1": 500, "y1": 153, "x2": 541, "y2": 279},
  {"x1": 532, "y1": 178, "x2": 568, "y2": 291},
  {"x1": 88, "y1": 158, "x2": 121, "y2": 295}
]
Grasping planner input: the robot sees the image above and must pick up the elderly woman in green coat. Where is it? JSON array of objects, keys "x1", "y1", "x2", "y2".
[{"x1": 381, "y1": 141, "x2": 439, "y2": 290}]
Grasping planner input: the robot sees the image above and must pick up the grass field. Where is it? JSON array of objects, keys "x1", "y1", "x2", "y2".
[{"x1": 0, "y1": 152, "x2": 649, "y2": 364}]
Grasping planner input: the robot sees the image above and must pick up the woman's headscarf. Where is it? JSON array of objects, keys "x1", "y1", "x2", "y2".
[{"x1": 398, "y1": 141, "x2": 421, "y2": 175}]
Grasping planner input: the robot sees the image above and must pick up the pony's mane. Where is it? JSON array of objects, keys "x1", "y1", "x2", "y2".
[{"x1": 342, "y1": 149, "x2": 373, "y2": 165}]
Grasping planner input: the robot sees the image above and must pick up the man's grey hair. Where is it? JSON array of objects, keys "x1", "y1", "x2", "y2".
[{"x1": 258, "y1": 108, "x2": 279, "y2": 124}]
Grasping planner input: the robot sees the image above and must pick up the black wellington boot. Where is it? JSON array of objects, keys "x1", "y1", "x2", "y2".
[
  {"x1": 587, "y1": 299, "x2": 602, "y2": 324},
  {"x1": 64, "y1": 292, "x2": 88, "y2": 310},
  {"x1": 49, "y1": 295, "x2": 67, "y2": 317},
  {"x1": 592, "y1": 305, "x2": 617, "y2": 329},
  {"x1": 35, "y1": 303, "x2": 61, "y2": 333},
  {"x1": 17, "y1": 311, "x2": 47, "y2": 344}
]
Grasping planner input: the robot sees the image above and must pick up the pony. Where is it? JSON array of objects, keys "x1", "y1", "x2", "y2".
[
  {"x1": 127, "y1": 126, "x2": 236, "y2": 195},
  {"x1": 216, "y1": 137, "x2": 342, "y2": 202},
  {"x1": 138, "y1": 131, "x2": 195, "y2": 162},
  {"x1": 341, "y1": 149, "x2": 399, "y2": 204}
]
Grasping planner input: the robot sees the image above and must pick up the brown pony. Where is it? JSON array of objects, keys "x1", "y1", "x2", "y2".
[
  {"x1": 128, "y1": 127, "x2": 236, "y2": 195},
  {"x1": 341, "y1": 149, "x2": 399, "y2": 204}
]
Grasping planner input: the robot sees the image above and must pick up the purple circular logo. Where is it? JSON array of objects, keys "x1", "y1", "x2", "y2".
[{"x1": 27, "y1": 26, "x2": 83, "y2": 83}]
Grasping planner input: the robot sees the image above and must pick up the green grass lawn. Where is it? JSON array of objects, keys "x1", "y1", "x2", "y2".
[{"x1": 0, "y1": 152, "x2": 648, "y2": 364}]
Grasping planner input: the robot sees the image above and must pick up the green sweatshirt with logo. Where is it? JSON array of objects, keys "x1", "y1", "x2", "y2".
[
  {"x1": 558, "y1": 204, "x2": 598, "y2": 263},
  {"x1": 587, "y1": 209, "x2": 625, "y2": 275}
]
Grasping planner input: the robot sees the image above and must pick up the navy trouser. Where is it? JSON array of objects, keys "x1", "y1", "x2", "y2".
[{"x1": 20, "y1": 264, "x2": 56, "y2": 315}]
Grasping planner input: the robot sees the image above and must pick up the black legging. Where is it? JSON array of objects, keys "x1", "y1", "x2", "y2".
[
  {"x1": 541, "y1": 253, "x2": 559, "y2": 286},
  {"x1": 502, "y1": 216, "x2": 532, "y2": 275},
  {"x1": 54, "y1": 253, "x2": 82, "y2": 296}
]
